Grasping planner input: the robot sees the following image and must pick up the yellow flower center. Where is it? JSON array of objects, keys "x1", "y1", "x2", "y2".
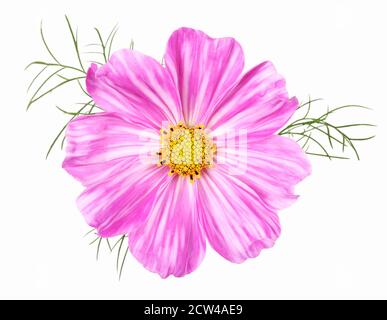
[{"x1": 158, "y1": 122, "x2": 216, "y2": 182}]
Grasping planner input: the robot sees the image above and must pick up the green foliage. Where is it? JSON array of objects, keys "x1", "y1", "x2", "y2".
[
  {"x1": 86, "y1": 230, "x2": 128, "y2": 280},
  {"x1": 26, "y1": 17, "x2": 119, "y2": 158},
  {"x1": 279, "y1": 98, "x2": 375, "y2": 160}
]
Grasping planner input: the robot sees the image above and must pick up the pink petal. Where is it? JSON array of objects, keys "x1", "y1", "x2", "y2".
[
  {"x1": 63, "y1": 112, "x2": 169, "y2": 236},
  {"x1": 208, "y1": 61, "x2": 298, "y2": 138},
  {"x1": 128, "y1": 176, "x2": 205, "y2": 278},
  {"x1": 197, "y1": 169, "x2": 280, "y2": 263},
  {"x1": 63, "y1": 112, "x2": 159, "y2": 187},
  {"x1": 217, "y1": 135, "x2": 311, "y2": 211},
  {"x1": 86, "y1": 49, "x2": 182, "y2": 129},
  {"x1": 77, "y1": 161, "x2": 170, "y2": 237},
  {"x1": 165, "y1": 27, "x2": 244, "y2": 125}
]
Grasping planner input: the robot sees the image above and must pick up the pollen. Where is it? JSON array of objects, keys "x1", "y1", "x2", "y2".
[{"x1": 158, "y1": 123, "x2": 216, "y2": 182}]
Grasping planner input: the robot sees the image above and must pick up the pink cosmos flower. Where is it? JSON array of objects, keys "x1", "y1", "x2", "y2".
[{"x1": 63, "y1": 27, "x2": 311, "y2": 278}]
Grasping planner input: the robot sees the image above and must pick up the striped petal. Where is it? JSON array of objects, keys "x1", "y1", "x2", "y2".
[
  {"x1": 128, "y1": 176, "x2": 205, "y2": 278},
  {"x1": 217, "y1": 135, "x2": 311, "y2": 211},
  {"x1": 86, "y1": 49, "x2": 183, "y2": 129},
  {"x1": 63, "y1": 112, "x2": 159, "y2": 187},
  {"x1": 77, "y1": 162, "x2": 170, "y2": 237},
  {"x1": 165, "y1": 27, "x2": 244, "y2": 125},
  {"x1": 63, "y1": 112, "x2": 167, "y2": 236},
  {"x1": 208, "y1": 61, "x2": 298, "y2": 138},
  {"x1": 197, "y1": 169, "x2": 280, "y2": 263}
]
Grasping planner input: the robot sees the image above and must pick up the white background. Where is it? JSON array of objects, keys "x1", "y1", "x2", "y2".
[{"x1": 0, "y1": 0, "x2": 386, "y2": 299}]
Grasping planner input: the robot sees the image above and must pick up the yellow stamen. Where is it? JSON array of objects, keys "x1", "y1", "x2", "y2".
[{"x1": 158, "y1": 123, "x2": 216, "y2": 182}]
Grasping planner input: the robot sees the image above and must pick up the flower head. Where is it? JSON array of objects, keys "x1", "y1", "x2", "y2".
[{"x1": 63, "y1": 27, "x2": 311, "y2": 278}]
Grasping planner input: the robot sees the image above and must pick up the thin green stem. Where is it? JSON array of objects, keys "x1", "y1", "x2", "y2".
[
  {"x1": 56, "y1": 74, "x2": 69, "y2": 81},
  {"x1": 290, "y1": 132, "x2": 332, "y2": 159},
  {"x1": 56, "y1": 106, "x2": 92, "y2": 116},
  {"x1": 27, "y1": 67, "x2": 65, "y2": 110},
  {"x1": 40, "y1": 21, "x2": 61, "y2": 64},
  {"x1": 77, "y1": 79, "x2": 90, "y2": 97},
  {"x1": 28, "y1": 76, "x2": 85, "y2": 109},
  {"x1": 112, "y1": 235, "x2": 126, "y2": 251},
  {"x1": 119, "y1": 248, "x2": 128, "y2": 280},
  {"x1": 105, "y1": 24, "x2": 118, "y2": 47},
  {"x1": 96, "y1": 237, "x2": 102, "y2": 260},
  {"x1": 305, "y1": 152, "x2": 349, "y2": 160},
  {"x1": 25, "y1": 61, "x2": 84, "y2": 74},
  {"x1": 296, "y1": 98, "x2": 323, "y2": 110},
  {"x1": 107, "y1": 28, "x2": 119, "y2": 59},
  {"x1": 116, "y1": 236, "x2": 125, "y2": 271},
  {"x1": 84, "y1": 229, "x2": 95, "y2": 237},
  {"x1": 94, "y1": 28, "x2": 107, "y2": 63},
  {"x1": 46, "y1": 100, "x2": 92, "y2": 159},
  {"x1": 27, "y1": 66, "x2": 48, "y2": 92},
  {"x1": 350, "y1": 136, "x2": 376, "y2": 141},
  {"x1": 336, "y1": 123, "x2": 376, "y2": 129},
  {"x1": 65, "y1": 15, "x2": 85, "y2": 72},
  {"x1": 89, "y1": 237, "x2": 100, "y2": 245},
  {"x1": 106, "y1": 239, "x2": 112, "y2": 252},
  {"x1": 318, "y1": 105, "x2": 372, "y2": 120},
  {"x1": 301, "y1": 133, "x2": 312, "y2": 149}
]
